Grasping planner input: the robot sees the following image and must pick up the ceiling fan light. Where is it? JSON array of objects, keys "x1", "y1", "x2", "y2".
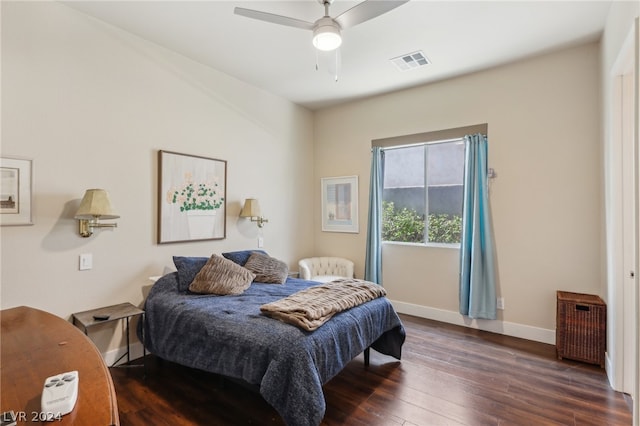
[{"x1": 312, "y1": 21, "x2": 342, "y2": 51}]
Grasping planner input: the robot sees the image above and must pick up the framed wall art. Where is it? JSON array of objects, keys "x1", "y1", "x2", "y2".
[
  {"x1": 1, "y1": 157, "x2": 33, "y2": 226},
  {"x1": 321, "y1": 175, "x2": 358, "y2": 233},
  {"x1": 158, "y1": 150, "x2": 226, "y2": 243}
]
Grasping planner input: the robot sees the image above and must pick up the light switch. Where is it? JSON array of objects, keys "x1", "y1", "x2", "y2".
[{"x1": 79, "y1": 253, "x2": 93, "y2": 271}]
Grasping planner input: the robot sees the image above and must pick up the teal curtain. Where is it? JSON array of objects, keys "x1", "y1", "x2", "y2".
[
  {"x1": 365, "y1": 147, "x2": 384, "y2": 284},
  {"x1": 459, "y1": 134, "x2": 496, "y2": 319}
]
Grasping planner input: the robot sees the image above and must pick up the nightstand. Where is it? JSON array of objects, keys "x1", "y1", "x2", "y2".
[{"x1": 72, "y1": 302, "x2": 145, "y2": 371}]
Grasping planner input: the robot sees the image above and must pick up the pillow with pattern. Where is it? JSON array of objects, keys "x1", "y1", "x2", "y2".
[
  {"x1": 244, "y1": 252, "x2": 289, "y2": 284},
  {"x1": 221, "y1": 250, "x2": 268, "y2": 266},
  {"x1": 188, "y1": 254, "x2": 256, "y2": 295},
  {"x1": 173, "y1": 256, "x2": 209, "y2": 292}
]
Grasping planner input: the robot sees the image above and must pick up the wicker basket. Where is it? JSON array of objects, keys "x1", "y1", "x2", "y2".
[{"x1": 556, "y1": 291, "x2": 606, "y2": 367}]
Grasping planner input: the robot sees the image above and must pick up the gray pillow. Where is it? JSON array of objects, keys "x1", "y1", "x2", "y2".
[
  {"x1": 188, "y1": 254, "x2": 256, "y2": 295},
  {"x1": 173, "y1": 256, "x2": 209, "y2": 292},
  {"x1": 244, "y1": 252, "x2": 289, "y2": 284},
  {"x1": 222, "y1": 250, "x2": 268, "y2": 266}
]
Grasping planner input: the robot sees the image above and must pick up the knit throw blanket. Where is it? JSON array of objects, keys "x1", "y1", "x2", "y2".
[{"x1": 260, "y1": 278, "x2": 387, "y2": 331}]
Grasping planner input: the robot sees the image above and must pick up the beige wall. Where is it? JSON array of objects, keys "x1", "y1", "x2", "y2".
[
  {"x1": 314, "y1": 42, "x2": 602, "y2": 341},
  {"x1": 0, "y1": 2, "x2": 314, "y2": 352}
]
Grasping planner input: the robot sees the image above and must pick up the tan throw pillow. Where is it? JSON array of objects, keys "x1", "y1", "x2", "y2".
[
  {"x1": 188, "y1": 254, "x2": 256, "y2": 295},
  {"x1": 244, "y1": 252, "x2": 289, "y2": 284}
]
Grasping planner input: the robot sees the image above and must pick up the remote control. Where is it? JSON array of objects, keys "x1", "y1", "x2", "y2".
[
  {"x1": 93, "y1": 314, "x2": 110, "y2": 321},
  {"x1": 41, "y1": 371, "x2": 78, "y2": 417}
]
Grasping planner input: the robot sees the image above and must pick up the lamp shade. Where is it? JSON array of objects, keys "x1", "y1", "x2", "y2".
[
  {"x1": 75, "y1": 189, "x2": 119, "y2": 219},
  {"x1": 240, "y1": 198, "x2": 261, "y2": 217}
]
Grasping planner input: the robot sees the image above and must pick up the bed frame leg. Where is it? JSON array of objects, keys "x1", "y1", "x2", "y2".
[{"x1": 364, "y1": 347, "x2": 370, "y2": 366}]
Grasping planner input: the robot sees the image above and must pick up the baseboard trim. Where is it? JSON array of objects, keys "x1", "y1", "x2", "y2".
[
  {"x1": 391, "y1": 300, "x2": 556, "y2": 345},
  {"x1": 605, "y1": 352, "x2": 615, "y2": 388}
]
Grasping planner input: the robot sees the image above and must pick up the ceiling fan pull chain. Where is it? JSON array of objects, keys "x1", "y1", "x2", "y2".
[
  {"x1": 334, "y1": 49, "x2": 339, "y2": 82},
  {"x1": 316, "y1": 48, "x2": 319, "y2": 71}
]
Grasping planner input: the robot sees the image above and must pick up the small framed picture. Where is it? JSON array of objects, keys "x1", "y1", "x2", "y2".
[
  {"x1": 158, "y1": 150, "x2": 227, "y2": 243},
  {"x1": 1, "y1": 157, "x2": 33, "y2": 226},
  {"x1": 321, "y1": 175, "x2": 358, "y2": 233}
]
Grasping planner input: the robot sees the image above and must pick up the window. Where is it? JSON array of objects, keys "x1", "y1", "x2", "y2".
[
  {"x1": 382, "y1": 139, "x2": 464, "y2": 244},
  {"x1": 373, "y1": 124, "x2": 487, "y2": 245}
]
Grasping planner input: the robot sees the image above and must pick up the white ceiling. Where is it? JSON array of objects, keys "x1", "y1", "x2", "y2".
[{"x1": 63, "y1": 0, "x2": 613, "y2": 110}]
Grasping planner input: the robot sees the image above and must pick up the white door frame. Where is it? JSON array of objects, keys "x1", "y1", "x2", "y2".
[
  {"x1": 634, "y1": 18, "x2": 640, "y2": 426},
  {"x1": 605, "y1": 19, "x2": 639, "y2": 424}
]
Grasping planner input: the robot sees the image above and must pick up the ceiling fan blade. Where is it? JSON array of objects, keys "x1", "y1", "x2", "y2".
[
  {"x1": 334, "y1": 0, "x2": 409, "y2": 29},
  {"x1": 234, "y1": 7, "x2": 315, "y2": 31}
]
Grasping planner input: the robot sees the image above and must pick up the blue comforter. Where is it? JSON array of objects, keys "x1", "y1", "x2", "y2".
[{"x1": 140, "y1": 273, "x2": 405, "y2": 426}]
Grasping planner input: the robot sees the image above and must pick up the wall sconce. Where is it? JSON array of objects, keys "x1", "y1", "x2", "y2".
[
  {"x1": 240, "y1": 198, "x2": 268, "y2": 228},
  {"x1": 74, "y1": 189, "x2": 119, "y2": 237}
]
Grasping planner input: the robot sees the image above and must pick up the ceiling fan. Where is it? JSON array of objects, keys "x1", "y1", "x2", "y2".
[{"x1": 234, "y1": 0, "x2": 409, "y2": 52}]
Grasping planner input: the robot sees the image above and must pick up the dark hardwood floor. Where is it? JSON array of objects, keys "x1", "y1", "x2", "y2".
[{"x1": 110, "y1": 314, "x2": 632, "y2": 425}]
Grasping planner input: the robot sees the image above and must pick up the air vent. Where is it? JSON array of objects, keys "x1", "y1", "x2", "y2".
[{"x1": 390, "y1": 51, "x2": 430, "y2": 72}]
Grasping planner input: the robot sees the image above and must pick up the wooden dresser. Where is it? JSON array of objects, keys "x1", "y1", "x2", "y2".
[{"x1": 1, "y1": 306, "x2": 119, "y2": 425}]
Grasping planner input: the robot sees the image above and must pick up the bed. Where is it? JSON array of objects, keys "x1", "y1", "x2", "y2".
[{"x1": 139, "y1": 252, "x2": 405, "y2": 426}]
